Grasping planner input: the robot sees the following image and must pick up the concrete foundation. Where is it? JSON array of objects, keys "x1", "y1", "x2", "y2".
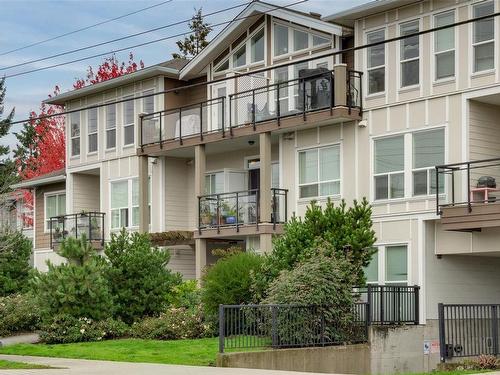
[{"x1": 218, "y1": 321, "x2": 442, "y2": 374}]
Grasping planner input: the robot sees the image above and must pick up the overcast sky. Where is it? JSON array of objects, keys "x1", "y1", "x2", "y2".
[{"x1": 0, "y1": 0, "x2": 367, "y2": 151}]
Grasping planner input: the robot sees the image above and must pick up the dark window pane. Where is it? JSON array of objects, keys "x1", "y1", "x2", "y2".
[
  {"x1": 375, "y1": 175, "x2": 388, "y2": 200},
  {"x1": 413, "y1": 170, "x2": 428, "y2": 196},
  {"x1": 401, "y1": 59, "x2": 419, "y2": 86},
  {"x1": 368, "y1": 68, "x2": 385, "y2": 94}
]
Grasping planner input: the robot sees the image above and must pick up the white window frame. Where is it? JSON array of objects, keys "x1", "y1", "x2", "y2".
[
  {"x1": 142, "y1": 89, "x2": 155, "y2": 114},
  {"x1": 87, "y1": 107, "x2": 98, "y2": 154},
  {"x1": 123, "y1": 95, "x2": 135, "y2": 147},
  {"x1": 365, "y1": 243, "x2": 410, "y2": 286},
  {"x1": 373, "y1": 135, "x2": 405, "y2": 201},
  {"x1": 433, "y1": 10, "x2": 456, "y2": 81},
  {"x1": 105, "y1": 102, "x2": 117, "y2": 150},
  {"x1": 366, "y1": 28, "x2": 386, "y2": 95},
  {"x1": 44, "y1": 191, "x2": 66, "y2": 232},
  {"x1": 472, "y1": 0, "x2": 495, "y2": 74},
  {"x1": 110, "y1": 177, "x2": 151, "y2": 230},
  {"x1": 70, "y1": 112, "x2": 80, "y2": 157},
  {"x1": 297, "y1": 144, "x2": 341, "y2": 200},
  {"x1": 399, "y1": 19, "x2": 420, "y2": 88}
]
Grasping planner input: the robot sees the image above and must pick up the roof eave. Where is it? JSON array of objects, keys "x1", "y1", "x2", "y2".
[{"x1": 12, "y1": 175, "x2": 66, "y2": 189}]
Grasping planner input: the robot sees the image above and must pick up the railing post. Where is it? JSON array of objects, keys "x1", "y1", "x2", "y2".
[
  {"x1": 221, "y1": 98, "x2": 226, "y2": 138},
  {"x1": 88, "y1": 213, "x2": 92, "y2": 242},
  {"x1": 199, "y1": 102, "x2": 204, "y2": 141},
  {"x1": 49, "y1": 219, "x2": 53, "y2": 249},
  {"x1": 271, "y1": 305, "x2": 278, "y2": 348},
  {"x1": 436, "y1": 166, "x2": 440, "y2": 215},
  {"x1": 302, "y1": 78, "x2": 307, "y2": 121},
  {"x1": 451, "y1": 168, "x2": 455, "y2": 205},
  {"x1": 467, "y1": 162, "x2": 471, "y2": 212},
  {"x1": 284, "y1": 189, "x2": 288, "y2": 222},
  {"x1": 438, "y1": 303, "x2": 446, "y2": 363},
  {"x1": 252, "y1": 90, "x2": 256, "y2": 131},
  {"x1": 365, "y1": 301, "x2": 370, "y2": 341},
  {"x1": 198, "y1": 196, "x2": 202, "y2": 235},
  {"x1": 380, "y1": 285, "x2": 385, "y2": 324},
  {"x1": 101, "y1": 213, "x2": 105, "y2": 246},
  {"x1": 159, "y1": 113, "x2": 163, "y2": 148},
  {"x1": 320, "y1": 308, "x2": 325, "y2": 346},
  {"x1": 414, "y1": 285, "x2": 420, "y2": 325},
  {"x1": 139, "y1": 113, "x2": 144, "y2": 151},
  {"x1": 272, "y1": 188, "x2": 277, "y2": 230},
  {"x1": 276, "y1": 83, "x2": 281, "y2": 126},
  {"x1": 492, "y1": 305, "x2": 498, "y2": 356},
  {"x1": 236, "y1": 192, "x2": 239, "y2": 233},
  {"x1": 179, "y1": 108, "x2": 183, "y2": 145},
  {"x1": 229, "y1": 95, "x2": 233, "y2": 136},
  {"x1": 329, "y1": 72, "x2": 334, "y2": 115},
  {"x1": 359, "y1": 72, "x2": 363, "y2": 115},
  {"x1": 219, "y1": 305, "x2": 225, "y2": 353},
  {"x1": 256, "y1": 189, "x2": 260, "y2": 231},
  {"x1": 216, "y1": 194, "x2": 221, "y2": 234},
  {"x1": 367, "y1": 284, "x2": 373, "y2": 325},
  {"x1": 62, "y1": 216, "x2": 65, "y2": 241}
]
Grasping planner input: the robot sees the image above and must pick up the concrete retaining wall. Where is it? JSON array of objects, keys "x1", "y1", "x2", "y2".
[{"x1": 218, "y1": 321, "x2": 442, "y2": 374}]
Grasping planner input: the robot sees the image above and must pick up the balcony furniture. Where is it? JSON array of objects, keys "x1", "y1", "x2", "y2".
[{"x1": 470, "y1": 187, "x2": 499, "y2": 204}]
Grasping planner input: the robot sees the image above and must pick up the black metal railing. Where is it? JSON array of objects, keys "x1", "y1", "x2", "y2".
[
  {"x1": 218, "y1": 303, "x2": 369, "y2": 353},
  {"x1": 139, "y1": 68, "x2": 362, "y2": 149},
  {"x1": 198, "y1": 188, "x2": 288, "y2": 233},
  {"x1": 355, "y1": 285, "x2": 420, "y2": 325},
  {"x1": 438, "y1": 303, "x2": 500, "y2": 362},
  {"x1": 436, "y1": 158, "x2": 500, "y2": 215},
  {"x1": 49, "y1": 212, "x2": 105, "y2": 249}
]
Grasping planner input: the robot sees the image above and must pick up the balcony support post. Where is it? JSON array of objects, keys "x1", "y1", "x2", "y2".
[
  {"x1": 260, "y1": 234, "x2": 273, "y2": 253},
  {"x1": 259, "y1": 132, "x2": 272, "y2": 225},
  {"x1": 333, "y1": 64, "x2": 347, "y2": 107},
  {"x1": 138, "y1": 155, "x2": 149, "y2": 234},
  {"x1": 195, "y1": 238, "x2": 207, "y2": 282}
]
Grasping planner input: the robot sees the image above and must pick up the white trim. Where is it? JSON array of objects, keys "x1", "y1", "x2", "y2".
[{"x1": 43, "y1": 190, "x2": 66, "y2": 233}]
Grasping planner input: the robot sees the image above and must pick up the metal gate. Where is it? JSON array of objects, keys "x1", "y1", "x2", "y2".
[{"x1": 438, "y1": 303, "x2": 500, "y2": 362}]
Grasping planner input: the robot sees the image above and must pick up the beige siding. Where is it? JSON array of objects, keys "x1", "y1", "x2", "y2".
[
  {"x1": 34, "y1": 182, "x2": 65, "y2": 250},
  {"x1": 165, "y1": 246, "x2": 196, "y2": 280},
  {"x1": 164, "y1": 157, "x2": 194, "y2": 231},
  {"x1": 72, "y1": 174, "x2": 100, "y2": 212},
  {"x1": 469, "y1": 100, "x2": 500, "y2": 161}
]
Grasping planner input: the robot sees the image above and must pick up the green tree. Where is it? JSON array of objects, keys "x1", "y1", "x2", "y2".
[
  {"x1": 172, "y1": 8, "x2": 212, "y2": 59},
  {"x1": 0, "y1": 77, "x2": 18, "y2": 195},
  {"x1": 254, "y1": 198, "x2": 377, "y2": 300},
  {"x1": 104, "y1": 229, "x2": 181, "y2": 324},
  {"x1": 0, "y1": 230, "x2": 32, "y2": 296},
  {"x1": 33, "y1": 236, "x2": 114, "y2": 321}
]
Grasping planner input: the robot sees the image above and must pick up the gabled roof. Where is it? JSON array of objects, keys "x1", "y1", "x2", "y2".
[
  {"x1": 12, "y1": 168, "x2": 66, "y2": 189},
  {"x1": 323, "y1": 0, "x2": 417, "y2": 28},
  {"x1": 179, "y1": 1, "x2": 343, "y2": 80},
  {"x1": 44, "y1": 59, "x2": 188, "y2": 106}
]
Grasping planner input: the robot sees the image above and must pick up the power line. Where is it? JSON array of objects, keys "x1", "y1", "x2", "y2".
[
  {"x1": 0, "y1": 1, "x2": 251, "y2": 72},
  {"x1": 0, "y1": 0, "x2": 174, "y2": 57},
  {"x1": 4, "y1": 0, "x2": 306, "y2": 79},
  {"x1": 8, "y1": 8, "x2": 499, "y2": 126}
]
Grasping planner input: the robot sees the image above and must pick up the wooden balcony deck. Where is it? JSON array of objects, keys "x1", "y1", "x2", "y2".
[{"x1": 440, "y1": 202, "x2": 500, "y2": 231}]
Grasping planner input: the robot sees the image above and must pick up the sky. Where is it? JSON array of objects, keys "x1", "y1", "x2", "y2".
[{"x1": 0, "y1": 0, "x2": 367, "y2": 151}]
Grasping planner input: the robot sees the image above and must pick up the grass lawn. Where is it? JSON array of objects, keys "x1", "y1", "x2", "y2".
[
  {"x1": 0, "y1": 338, "x2": 220, "y2": 366},
  {"x1": 0, "y1": 359, "x2": 52, "y2": 369}
]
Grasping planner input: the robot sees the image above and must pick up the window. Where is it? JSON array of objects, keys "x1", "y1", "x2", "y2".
[
  {"x1": 293, "y1": 61, "x2": 308, "y2": 109},
  {"x1": 205, "y1": 172, "x2": 224, "y2": 195},
  {"x1": 275, "y1": 66, "x2": 289, "y2": 115},
  {"x1": 123, "y1": 96, "x2": 134, "y2": 146},
  {"x1": 473, "y1": 1, "x2": 495, "y2": 72},
  {"x1": 87, "y1": 108, "x2": 98, "y2": 153},
  {"x1": 364, "y1": 249, "x2": 378, "y2": 284},
  {"x1": 298, "y1": 145, "x2": 340, "y2": 199},
  {"x1": 400, "y1": 20, "x2": 419, "y2": 87},
  {"x1": 106, "y1": 103, "x2": 116, "y2": 149},
  {"x1": 131, "y1": 178, "x2": 151, "y2": 227},
  {"x1": 215, "y1": 59, "x2": 229, "y2": 73},
  {"x1": 313, "y1": 34, "x2": 330, "y2": 47},
  {"x1": 374, "y1": 136, "x2": 404, "y2": 200},
  {"x1": 111, "y1": 181, "x2": 128, "y2": 229},
  {"x1": 386, "y1": 245, "x2": 408, "y2": 285},
  {"x1": 274, "y1": 24, "x2": 288, "y2": 56},
  {"x1": 293, "y1": 29, "x2": 308, "y2": 51},
  {"x1": 70, "y1": 112, "x2": 80, "y2": 157},
  {"x1": 143, "y1": 90, "x2": 154, "y2": 114},
  {"x1": 251, "y1": 29, "x2": 264, "y2": 63},
  {"x1": 434, "y1": 11, "x2": 455, "y2": 80},
  {"x1": 367, "y1": 30, "x2": 385, "y2": 94},
  {"x1": 233, "y1": 45, "x2": 246, "y2": 68},
  {"x1": 45, "y1": 192, "x2": 66, "y2": 231},
  {"x1": 413, "y1": 129, "x2": 445, "y2": 196}
]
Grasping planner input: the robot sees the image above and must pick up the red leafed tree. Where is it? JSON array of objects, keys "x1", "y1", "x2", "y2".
[{"x1": 16, "y1": 53, "x2": 144, "y2": 225}]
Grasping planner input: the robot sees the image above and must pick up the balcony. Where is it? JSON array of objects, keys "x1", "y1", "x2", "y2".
[
  {"x1": 139, "y1": 68, "x2": 362, "y2": 155},
  {"x1": 436, "y1": 158, "x2": 500, "y2": 231},
  {"x1": 197, "y1": 188, "x2": 287, "y2": 237},
  {"x1": 49, "y1": 212, "x2": 105, "y2": 249}
]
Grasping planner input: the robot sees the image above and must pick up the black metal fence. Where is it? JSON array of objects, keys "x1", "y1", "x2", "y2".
[
  {"x1": 219, "y1": 285, "x2": 420, "y2": 353},
  {"x1": 49, "y1": 212, "x2": 105, "y2": 249},
  {"x1": 356, "y1": 285, "x2": 420, "y2": 325},
  {"x1": 438, "y1": 303, "x2": 500, "y2": 362}
]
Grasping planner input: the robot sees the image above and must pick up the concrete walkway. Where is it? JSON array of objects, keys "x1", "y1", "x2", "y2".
[
  {"x1": 0, "y1": 334, "x2": 40, "y2": 347},
  {"x1": 0, "y1": 355, "x2": 336, "y2": 375}
]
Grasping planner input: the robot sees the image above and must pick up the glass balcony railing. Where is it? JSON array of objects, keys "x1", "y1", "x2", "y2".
[{"x1": 49, "y1": 212, "x2": 105, "y2": 248}]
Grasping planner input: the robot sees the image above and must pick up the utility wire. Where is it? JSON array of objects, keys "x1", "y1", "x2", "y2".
[
  {"x1": 8, "y1": 7, "x2": 498, "y2": 126},
  {"x1": 0, "y1": 0, "x2": 174, "y2": 57},
  {"x1": 4, "y1": 0, "x2": 306, "y2": 79},
  {"x1": 0, "y1": 1, "x2": 251, "y2": 72}
]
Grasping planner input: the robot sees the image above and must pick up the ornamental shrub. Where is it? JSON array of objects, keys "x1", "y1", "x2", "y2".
[
  {"x1": 0, "y1": 230, "x2": 32, "y2": 296},
  {"x1": 0, "y1": 293, "x2": 41, "y2": 337},
  {"x1": 104, "y1": 229, "x2": 182, "y2": 324},
  {"x1": 167, "y1": 280, "x2": 201, "y2": 310},
  {"x1": 33, "y1": 237, "x2": 114, "y2": 321},
  {"x1": 201, "y1": 251, "x2": 264, "y2": 321},
  {"x1": 40, "y1": 314, "x2": 128, "y2": 344},
  {"x1": 130, "y1": 307, "x2": 210, "y2": 340},
  {"x1": 254, "y1": 198, "x2": 376, "y2": 300}
]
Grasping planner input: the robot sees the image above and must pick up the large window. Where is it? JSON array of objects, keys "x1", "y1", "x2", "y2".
[
  {"x1": 364, "y1": 245, "x2": 408, "y2": 285},
  {"x1": 233, "y1": 45, "x2": 247, "y2": 68},
  {"x1": 111, "y1": 178, "x2": 150, "y2": 229},
  {"x1": 473, "y1": 1, "x2": 495, "y2": 72},
  {"x1": 298, "y1": 145, "x2": 340, "y2": 199},
  {"x1": 45, "y1": 192, "x2": 66, "y2": 231},
  {"x1": 123, "y1": 96, "x2": 134, "y2": 146},
  {"x1": 274, "y1": 24, "x2": 289, "y2": 56},
  {"x1": 143, "y1": 90, "x2": 154, "y2": 114},
  {"x1": 364, "y1": 249, "x2": 379, "y2": 284},
  {"x1": 70, "y1": 112, "x2": 80, "y2": 157},
  {"x1": 374, "y1": 136, "x2": 404, "y2": 200},
  {"x1": 293, "y1": 29, "x2": 308, "y2": 52},
  {"x1": 400, "y1": 20, "x2": 419, "y2": 87},
  {"x1": 435, "y1": 11, "x2": 455, "y2": 80},
  {"x1": 413, "y1": 129, "x2": 445, "y2": 196},
  {"x1": 106, "y1": 103, "x2": 116, "y2": 149},
  {"x1": 87, "y1": 108, "x2": 98, "y2": 153},
  {"x1": 250, "y1": 29, "x2": 264, "y2": 63},
  {"x1": 366, "y1": 29, "x2": 385, "y2": 94},
  {"x1": 205, "y1": 172, "x2": 224, "y2": 195}
]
